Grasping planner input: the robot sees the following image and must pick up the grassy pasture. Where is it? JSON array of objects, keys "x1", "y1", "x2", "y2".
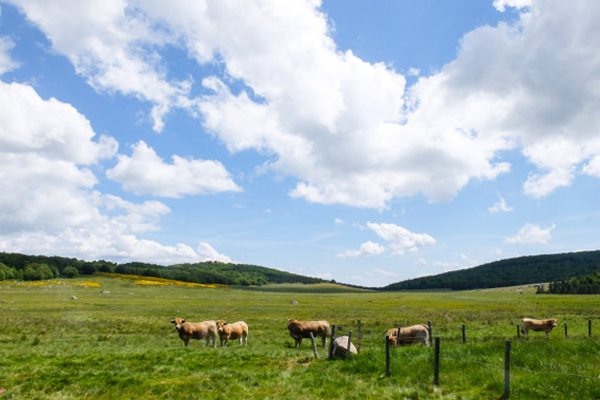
[{"x1": 1, "y1": 277, "x2": 600, "y2": 399}]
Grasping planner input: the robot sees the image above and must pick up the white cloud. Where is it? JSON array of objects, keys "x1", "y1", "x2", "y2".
[
  {"x1": 336, "y1": 241, "x2": 385, "y2": 258},
  {"x1": 367, "y1": 222, "x2": 436, "y2": 255},
  {"x1": 0, "y1": 36, "x2": 19, "y2": 75},
  {"x1": 489, "y1": 195, "x2": 513, "y2": 213},
  {"x1": 106, "y1": 140, "x2": 241, "y2": 197},
  {"x1": 197, "y1": 242, "x2": 233, "y2": 263},
  {"x1": 493, "y1": 0, "x2": 532, "y2": 12},
  {"x1": 334, "y1": 218, "x2": 344, "y2": 226},
  {"x1": 505, "y1": 223, "x2": 555, "y2": 244},
  {"x1": 0, "y1": 79, "x2": 211, "y2": 265},
  {"x1": 7, "y1": 0, "x2": 600, "y2": 209}
]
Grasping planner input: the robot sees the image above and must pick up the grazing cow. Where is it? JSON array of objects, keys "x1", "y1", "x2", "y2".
[
  {"x1": 521, "y1": 318, "x2": 557, "y2": 338},
  {"x1": 171, "y1": 318, "x2": 217, "y2": 348},
  {"x1": 287, "y1": 318, "x2": 331, "y2": 349},
  {"x1": 386, "y1": 323, "x2": 430, "y2": 346},
  {"x1": 215, "y1": 320, "x2": 248, "y2": 347}
]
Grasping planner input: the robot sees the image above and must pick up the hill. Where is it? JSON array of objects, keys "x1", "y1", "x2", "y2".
[
  {"x1": 382, "y1": 250, "x2": 600, "y2": 291},
  {"x1": 0, "y1": 252, "x2": 324, "y2": 286}
]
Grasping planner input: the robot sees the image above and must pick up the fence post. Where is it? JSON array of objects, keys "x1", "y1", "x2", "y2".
[
  {"x1": 309, "y1": 332, "x2": 319, "y2": 359},
  {"x1": 504, "y1": 340, "x2": 511, "y2": 399},
  {"x1": 462, "y1": 324, "x2": 466, "y2": 344},
  {"x1": 434, "y1": 337, "x2": 440, "y2": 386},
  {"x1": 385, "y1": 335, "x2": 391, "y2": 377},
  {"x1": 357, "y1": 320, "x2": 362, "y2": 353},
  {"x1": 589, "y1": 320, "x2": 592, "y2": 338},
  {"x1": 428, "y1": 321, "x2": 433, "y2": 346},
  {"x1": 516, "y1": 324, "x2": 521, "y2": 339},
  {"x1": 564, "y1": 323, "x2": 568, "y2": 338},
  {"x1": 396, "y1": 327, "x2": 401, "y2": 348},
  {"x1": 328, "y1": 324, "x2": 336, "y2": 360},
  {"x1": 346, "y1": 331, "x2": 352, "y2": 359}
]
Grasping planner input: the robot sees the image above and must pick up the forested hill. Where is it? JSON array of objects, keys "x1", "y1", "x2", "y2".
[
  {"x1": 0, "y1": 252, "x2": 324, "y2": 286},
  {"x1": 383, "y1": 250, "x2": 600, "y2": 291}
]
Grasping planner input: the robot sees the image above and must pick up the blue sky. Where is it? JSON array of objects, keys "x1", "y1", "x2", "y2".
[{"x1": 1, "y1": 0, "x2": 600, "y2": 287}]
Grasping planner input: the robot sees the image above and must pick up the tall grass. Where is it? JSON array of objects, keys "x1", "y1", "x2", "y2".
[{"x1": 1, "y1": 278, "x2": 599, "y2": 399}]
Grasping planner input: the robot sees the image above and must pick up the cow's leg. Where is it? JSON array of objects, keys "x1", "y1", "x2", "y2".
[
  {"x1": 545, "y1": 332, "x2": 549, "y2": 339},
  {"x1": 213, "y1": 336, "x2": 217, "y2": 348},
  {"x1": 184, "y1": 338, "x2": 189, "y2": 347},
  {"x1": 321, "y1": 336, "x2": 327, "y2": 350},
  {"x1": 205, "y1": 338, "x2": 210, "y2": 347}
]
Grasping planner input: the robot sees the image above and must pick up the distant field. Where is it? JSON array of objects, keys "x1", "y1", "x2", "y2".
[{"x1": 1, "y1": 276, "x2": 600, "y2": 399}]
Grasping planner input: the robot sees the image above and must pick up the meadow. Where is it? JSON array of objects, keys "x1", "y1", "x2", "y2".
[{"x1": 1, "y1": 276, "x2": 600, "y2": 399}]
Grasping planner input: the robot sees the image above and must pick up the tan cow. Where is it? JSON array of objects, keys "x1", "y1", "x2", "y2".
[
  {"x1": 215, "y1": 320, "x2": 248, "y2": 346},
  {"x1": 386, "y1": 323, "x2": 430, "y2": 346},
  {"x1": 287, "y1": 318, "x2": 331, "y2": 349},
  {"x1": 171, "y1": 318, "x2": 217, "y2": 348},
  {"x1": 521, "y1": 318, "x2": 557, "y2": 338}
]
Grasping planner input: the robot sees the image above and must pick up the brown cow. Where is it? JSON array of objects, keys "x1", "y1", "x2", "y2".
[
  {"x1": 386, "y1": 323, "x2": 430, "y2": 346},
  {"x1": 521, "y1": 318, "x2": 557, "y2": 338},
  {"x1": 215, "y1": 320, "x2": 248, "y2": 346},
  {"x1": 171, "y1": 318, "x2": 217, "y2": 348},
  {"x1": 287, "y1": 318, "x2": 331, "y2": 349}
]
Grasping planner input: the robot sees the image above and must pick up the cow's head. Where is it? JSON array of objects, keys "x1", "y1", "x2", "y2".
[
  {"x1": 216, "y1": 320, "x2": 228, "y2": 332},
  {"x1": 171, "y1": 318, "x2": 186, "y2": 330},
  {"x1": 287, "y1": 318, "x2": 296, "y2": 325},
  {"x1": 548, "y1": 318, "x2": 557, "y2": 328}
]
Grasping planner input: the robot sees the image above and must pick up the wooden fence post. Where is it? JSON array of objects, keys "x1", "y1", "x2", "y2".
[
  {"x1": 396, "y1": 327, "x2": 401, "y2": 348},
  {"x1": 385, "y1": 335, "x2": 391, "y2": 377},
  {"x1": 504, "y1": 340, "x2": 511, "y2": 399},
  {"x1": 309, "y1": 332, "x2": 319, "y2": 359},
  {"x1": 357, "y1": 320, "x2": 362, "y2": 353},
  {"x1": 428, "y1": 321, "x2": 433, "y2": 346},
  {"x1": 564, "y1": 323, "x2": 568, "y2": 338},
  {"x1": 328, "y1": 324, "x2": 336, "y2": 360},
  {"x1": 434, "y1": 337, "x2": 440, "y2": 386},
  {"x1": 346, "y1": 331, "x2": 352, "y2": 359},
  {"x1": 589, "y1": 320, "x2": 592, "y2": 337},
  {"x1": 462, "y1": 324, "x2": 466, "y2": 344},
  {"x1": 516, "y1": 324, "x2": 521, "y2": 339}
]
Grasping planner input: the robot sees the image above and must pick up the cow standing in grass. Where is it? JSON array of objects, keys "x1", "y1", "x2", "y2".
[
  {"x1": 171, "y1": 318, "x2": 217, "y2": 348},
  {"x1": 287, "y1": 318, "x2": 330, "y2": 349},
  {"x1": 215, "y1": 320, "x2": 248, "y2": 347},
  {"x1": 386, "y1": 323, "x2": 430, "y2": 346},
  {"x1": 521, "y1": 318, "x2": 557, "y2": 338}
]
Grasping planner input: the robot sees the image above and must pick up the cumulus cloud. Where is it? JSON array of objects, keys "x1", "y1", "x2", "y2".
[
  {"x1": 367, "y1": 222, "x2": 436, "y2": 255},
  {"x1": 197, "y1": 242, "x2": 233, "y2": 263},
  {"x1": 489, "y1": 195, "x2": 513, "y2": 213},
  {"x1": 107, "y1": 140, "x2": 241, "y2": 197},
  {"x1": 337, "y1": 241, "x2": 385, "y2": 258},
  {"x1": 6, "y1": 0, "x2": 600, "y2": 210},
  {"x1": 505, "y1": 223, "x2": 555, "y2": 244},
  {"x1": 0, "y1": 79, "x2": 221, "y2": 265}
]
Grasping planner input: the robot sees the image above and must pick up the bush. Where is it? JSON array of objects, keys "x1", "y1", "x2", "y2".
[{"x1": 62, "y1": 266, "x2": 79, "y2": 278}]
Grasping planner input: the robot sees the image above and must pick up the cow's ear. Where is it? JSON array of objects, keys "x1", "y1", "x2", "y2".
[
  {"x1": 181, "y1": 319, "x2": 186, "y2": 323},
  {"x1": 170, "y1": 319, "x2": 175, "y2": 324},
  {"x1": 224, "y1": 321, "x2": 228, "y2": 325}
]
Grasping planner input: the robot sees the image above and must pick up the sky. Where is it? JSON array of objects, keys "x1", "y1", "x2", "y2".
[{"x1": 1, "y1": 0, "x2": 600, "y2": 288}]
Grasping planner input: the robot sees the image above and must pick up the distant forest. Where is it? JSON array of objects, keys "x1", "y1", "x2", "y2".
[
  {"x1": 0, "y1": 252, "x2": 324, "y2": 286},
  {"x1": 543, "y1": 270, "x2": 600, "y2": 294},
  {"x1": 383, "y1": 250, "x2": 600, "y2": 292}
]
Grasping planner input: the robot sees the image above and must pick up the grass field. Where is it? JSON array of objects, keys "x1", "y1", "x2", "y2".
[{"x1": 1, "y1": 276, "x2": 600, "y2": 399}]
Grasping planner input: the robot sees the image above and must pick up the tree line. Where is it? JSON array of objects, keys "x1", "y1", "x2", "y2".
[
  {"x1": 542, "y1": 270, "x2": 600, "y2": 294},
  {"x1": 0, "y1": 252, "x2": 324, "y2": 286},
  {"x1": 382, "y1": 250, "x2": 600, "y2": 291}
]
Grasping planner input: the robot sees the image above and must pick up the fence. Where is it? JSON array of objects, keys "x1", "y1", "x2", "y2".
[{"x1": 380, "y1": 319, "x2": 600, "y2": 399}]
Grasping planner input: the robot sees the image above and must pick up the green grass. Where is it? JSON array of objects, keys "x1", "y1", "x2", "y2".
[{"x1": 1, "y1": 278, "x2": 600, "y2": 399}]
